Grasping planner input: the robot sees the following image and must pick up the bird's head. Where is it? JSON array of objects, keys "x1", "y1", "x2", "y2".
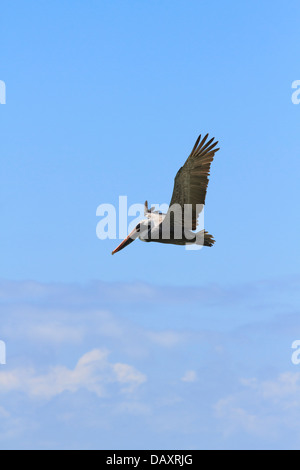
[{"x1": 111, "y1": 219, "x2": 150, "y2": 255}]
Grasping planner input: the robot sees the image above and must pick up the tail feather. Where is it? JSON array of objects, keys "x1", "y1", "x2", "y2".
[{"x1": 196, "y1": 230, "x2": 215, "y2": 247}]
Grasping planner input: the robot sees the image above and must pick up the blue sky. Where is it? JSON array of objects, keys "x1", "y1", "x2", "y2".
[{"x1": 1, "y1": 0, "x2": 300, "y2": 450}]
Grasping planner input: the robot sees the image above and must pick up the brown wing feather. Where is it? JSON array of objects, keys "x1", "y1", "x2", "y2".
[{"x1": 168, "y1": 133, "x2": 219, "y2": 230}]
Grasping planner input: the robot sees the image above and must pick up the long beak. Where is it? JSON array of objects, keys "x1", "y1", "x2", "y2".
[{"x1": 111, "y1": 225, "x2": 140, "y2": 255}]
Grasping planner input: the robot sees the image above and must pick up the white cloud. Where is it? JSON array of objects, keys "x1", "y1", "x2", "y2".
[
  {"x1": 148, "y1": 330, "x2": 185, "y2": 347},
  {"x1": 259, "y1": 372, "x2": 300, "y2": 402},
  {"x1": 214, "y1": 395, "x2": 273, "y2": 438},
  {"x1": 0, "y1": 406, "x2": 10, "y2": 418},
  {"x1": 1, "y1": 278, "x2": 300, "y2": 448},
  {"x1": 0, "y1": 349, "x2": 146, "y2": 400},
  {"x1": 214, "y1": 372, "x2": 300, "y2": 439},
  {"x1": 113, "y1": 362, "x2": 147, "y2": 392},
  {"x1": 181, "y1": 370, "x2": 197, "y2": 383},
  {"x1": 28, "y1": 323, "x2": 84, "y2": 344},
  {"x1": 239, "y1": 373, "x2": 300, "y2": 406}
]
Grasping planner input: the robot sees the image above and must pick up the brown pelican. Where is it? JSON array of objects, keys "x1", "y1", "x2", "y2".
[{"x1": 112, "y1": 133, "x2": 219, "y2": 255}]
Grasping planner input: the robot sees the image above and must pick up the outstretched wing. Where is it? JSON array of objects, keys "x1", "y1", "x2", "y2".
[{"x1": 168, "y1": 133, "x2": 219, "y2": 230}]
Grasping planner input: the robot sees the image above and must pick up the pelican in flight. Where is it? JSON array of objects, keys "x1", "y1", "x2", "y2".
[{"x1": 112, "y1": 133, "x2": 219, "y2": 255}]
